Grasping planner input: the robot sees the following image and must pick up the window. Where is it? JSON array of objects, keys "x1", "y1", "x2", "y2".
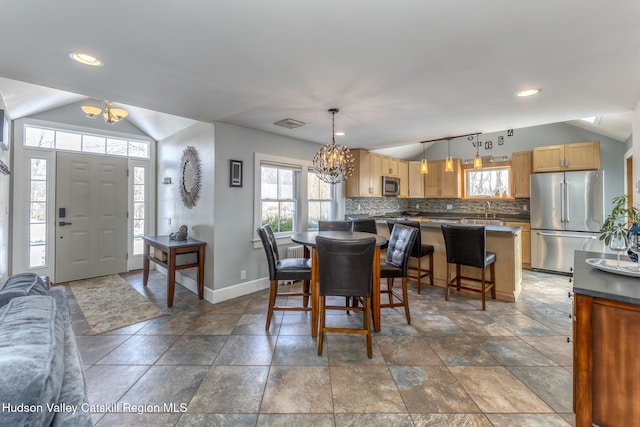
[
  {"x1": 132, "y1": 166, "x2": 145, "y2": 255},
  {"x1": 260, "y1": 163, "x2": 299, "y2": 233},
  {"x1": 307, "y1": 170, "x2": 334, "y2": 229},
  {"x1": 29, "y1": 158, "x2": 47, "y2": 268},
  {"x1": 465, "y1": 166, "x2": 511, "y2": 198},
  {"x1": 24, "y1": 125, "x2": 149, "y2": 158}
]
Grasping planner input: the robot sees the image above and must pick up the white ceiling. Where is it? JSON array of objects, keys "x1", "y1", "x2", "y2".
[{"x1": 0, "y1": 1, "x2": 638, "y2": 157}]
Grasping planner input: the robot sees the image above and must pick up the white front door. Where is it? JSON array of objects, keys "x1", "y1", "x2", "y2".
[{"x1": 55, "y1": 152, "x2": 128, "y2": 282}]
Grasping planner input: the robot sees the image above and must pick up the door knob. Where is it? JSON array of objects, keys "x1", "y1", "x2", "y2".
[{"x1": 58, "y1": 221, "x2": 72, "y2": 226}]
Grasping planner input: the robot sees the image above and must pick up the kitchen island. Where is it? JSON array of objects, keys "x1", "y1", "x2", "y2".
[
  {"x1": 375, "y1": 220, "x2": 523, "y2": 302},
  {"x1": 572, "y1": 250, "x2": 640, "y2": 427}
]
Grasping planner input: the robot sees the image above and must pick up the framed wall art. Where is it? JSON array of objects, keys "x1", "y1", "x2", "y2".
[{"x1": 230, "y1": 160, "x2": 243, "y2": 187}]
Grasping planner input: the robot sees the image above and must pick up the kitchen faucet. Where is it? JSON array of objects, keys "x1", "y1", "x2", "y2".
[{"x1": 485, "y1": 201, "x2": 491, "y2": 218}]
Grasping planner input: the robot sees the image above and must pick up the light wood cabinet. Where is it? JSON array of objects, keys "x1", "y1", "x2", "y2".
[
  {"x1": 505, "y1": 221, "x2": 530, "y2": 268},
  {"x1": 574, "y1": 294, "x2": 640, "y2": 427},
  {"x1": 346, "y1": 150, "x2": 382, "y2": 197},
  {"x1": 398, "y1": 160, "x2": 409, "y2": 198},
  {"x1": 408, "y1": 161, "x2": 424, "y2": 198},
  {"x1": 512, "y1": 151, "x2": 532, "y2": 198},
  {"x1": 532, "y1": 141, "x2": 600, "y2": 173},
  {"x1": 425, "y1": 158, "x2": 462, "y2": 198},
  {"x1": 382, "y1": 156, "x2": 400, "y2": 177}
]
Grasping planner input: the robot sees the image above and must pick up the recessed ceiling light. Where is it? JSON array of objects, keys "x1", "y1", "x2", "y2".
[
  {"x1": 515, "y1": 88, "x2": 541, "y2": 97},
  {"x1": 334, "y1": 131, "x2": 346, "y2": 136},
  {"x1": 69, "y1": 52, "x2": 102, "y2": 66}
]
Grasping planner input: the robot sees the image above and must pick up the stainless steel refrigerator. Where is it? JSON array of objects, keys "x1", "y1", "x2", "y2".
[{"x1": 530, "y1": 170, "x2": 605, "y2": 273}]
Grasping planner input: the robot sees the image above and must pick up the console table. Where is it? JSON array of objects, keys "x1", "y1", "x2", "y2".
[{"x1": 142, "y1": 235, "x2": 206, "y2": 307}]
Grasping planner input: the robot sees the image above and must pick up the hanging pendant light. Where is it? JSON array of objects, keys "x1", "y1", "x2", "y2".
[
  {"x1": 312, "y1": 108, "x2": 355, "y2": 184},
  {"x1": 420, "y1": 141, "x2": 428, "y2": 174},
  {"x1": 445, "y1": 138, "x2": 454, "y2": 172},
  {"x1": 473, "y1": 134, "x2": 483, "y2": 169}
]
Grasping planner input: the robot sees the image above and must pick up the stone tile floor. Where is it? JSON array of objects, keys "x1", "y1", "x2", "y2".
[{"x1": 67, "y1": 269, "x2": 576, "y2": 426}]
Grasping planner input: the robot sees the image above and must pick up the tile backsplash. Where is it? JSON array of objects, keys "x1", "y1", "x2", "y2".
[{"x1": 345, "y1": 197, "x2": 530, "y2": 217}]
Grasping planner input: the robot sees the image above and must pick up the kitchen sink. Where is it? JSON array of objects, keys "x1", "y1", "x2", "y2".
[{"x1": 459, "y1": 218, "x2": 504, "y2": 225}]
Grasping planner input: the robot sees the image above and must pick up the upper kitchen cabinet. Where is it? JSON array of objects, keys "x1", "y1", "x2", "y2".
[
  {"x1": 398, "y1": 160, "x2": 409, "y2": 198},
  {"x1": 382, "y1": 156, "x2": 400, "y2": 177},
  {"x1": 345, "y1": 149, "x2": 382, "y2": 197},
  {"x1": 532, "y1": 141, "x2": 600, "y2": 173},
  {"x1": 424, "y1": 158, "x2": 462, "y2": 198},
  {"x1": 408, "y1": 161, "x2": 424, "y2": 198},
  {"x1": 512, "y1": 151, "x2": 532, "y2": 198}
]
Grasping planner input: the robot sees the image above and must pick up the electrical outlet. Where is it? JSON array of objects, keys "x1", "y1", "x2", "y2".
[
  {"x1": 416, "y1": 203, "x2": 420, "y2": 210},
  {"x1": 240, "y1": 270, "x2": 246, "y2": 280},
  {"x1": 357, "y1": 203, "x2": 361, "y2": 211},
  {"x1": 446, "y1": 204, "x2": 453, "y2": 210},
  {"x1": 523, "y1": 205, "x2": 528, "y2": 212}
]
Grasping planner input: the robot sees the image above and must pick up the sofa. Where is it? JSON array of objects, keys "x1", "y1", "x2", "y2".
[{"x1": 0, "y1": 273, "x2": 93, "y2": 427}]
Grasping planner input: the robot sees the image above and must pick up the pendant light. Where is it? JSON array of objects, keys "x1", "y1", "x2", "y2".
[
  {"x1": 420, "y1": 141, "x2": 428, "y2": 174},
  {"x1": 445, "y1": 138, "x2": 454, "y2": 172},
  {"x1": 473, "y1": 134, "x2": 483, "y2": 169},
  {"x1": 312, "y1": 108, "x2": 355, "y2": 184}
]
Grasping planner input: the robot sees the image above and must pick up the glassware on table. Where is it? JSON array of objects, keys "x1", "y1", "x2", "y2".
[
  {"x1": 608, "y1": 235, "x2": 628, "y2": 268},
  {"x1": 627, "y1": 230, "x2": 640, "y2": 269}
]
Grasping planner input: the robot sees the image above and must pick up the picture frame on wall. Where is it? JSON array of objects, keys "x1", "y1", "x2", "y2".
[{"x1": 230, "y1": 159, "x2": 243, "y2": 187}]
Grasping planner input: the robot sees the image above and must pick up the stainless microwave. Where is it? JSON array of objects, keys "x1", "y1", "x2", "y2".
[{"x1": 382, "y1": 176, "x2": 401, "y2": 196}]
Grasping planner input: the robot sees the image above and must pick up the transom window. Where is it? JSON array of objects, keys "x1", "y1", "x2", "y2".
[
  {"x1": 24, "y1": 125, "x2": 149, "y2": 158},
  {"x1": 464, "y1": 166, "x2": 511, "y2": 198}
]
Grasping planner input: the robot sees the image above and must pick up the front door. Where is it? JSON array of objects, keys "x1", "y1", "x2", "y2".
[{"x1": 55, "y1": 152, "x2": 128, "y2": 282}]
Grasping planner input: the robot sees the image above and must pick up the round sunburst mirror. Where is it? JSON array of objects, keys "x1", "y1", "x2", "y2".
[{"x1": 179, "y1": 146, "x2": 202, "y2": 208}]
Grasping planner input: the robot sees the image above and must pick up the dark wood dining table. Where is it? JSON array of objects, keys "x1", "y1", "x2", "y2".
[{"x1": 291, "y1": 231, "x2": 388, "y2": 337}]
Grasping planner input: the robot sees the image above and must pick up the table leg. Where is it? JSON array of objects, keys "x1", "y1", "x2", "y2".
[
  {"x1": 311, "y1": 247, "x2": 319, "y2": 337},
  {"x1": 143, "y1": 242, "x2": 150, "y2": 287},
  {"x1": 372, "y1": 246, "x2": 381, "y2": 332},
  {"x1": 168, "y1": 248, "x2": 176, "y2": 308},
  {"x1": 197, "y1": 246, "x2": 205, "y2": 300}
]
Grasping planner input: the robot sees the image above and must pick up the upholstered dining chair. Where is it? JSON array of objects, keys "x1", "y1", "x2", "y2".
[
  {"x1": 350, "y1": 218, "x2": 377, "y2": 234},
  {"x1": 257, "y1": 224, "x2": 312, "y2": 330},
  {"x1": 387, "y1": 220, "x2": 434, "y2": 293},
  {"x1": 318, "y1": 220, "x2": 352, "y2": 231},
  {"x1": 378, "y1": 223, "x2": 419, "y2": 324},
  {"x1": 441, "y1": 224, "x2": 496, "y2": 310},
  {"x1": 316, "y1": 235, "x2": 376, "y2": 358}
]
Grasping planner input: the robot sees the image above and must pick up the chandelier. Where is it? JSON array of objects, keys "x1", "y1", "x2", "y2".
[
  {"x1": 81, "y1": 100, "x2": 128, "y2": 124},
  {"x1": 312, "y1": 108, "x2": 354, "y2": 184}
]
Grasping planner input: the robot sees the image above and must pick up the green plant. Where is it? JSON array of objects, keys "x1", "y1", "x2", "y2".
[{"x1": 599, "y1": 195, "x2": 640, "y2": 245}]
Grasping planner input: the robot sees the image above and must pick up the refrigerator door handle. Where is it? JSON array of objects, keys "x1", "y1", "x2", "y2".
[
  {"x1": 564, "y1": 181, "x2": 569, "y2": 224},
  {"x1": 535, "y1": 231, "x2": 598, "y2": 239},
  {"x1": 559, "y1": 181, "x2": 565, "y2": 223}
]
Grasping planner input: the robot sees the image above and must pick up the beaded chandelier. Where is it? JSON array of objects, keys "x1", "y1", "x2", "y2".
[{"x1": 312, "y1": 108, "x2": 354, "y2": 184}]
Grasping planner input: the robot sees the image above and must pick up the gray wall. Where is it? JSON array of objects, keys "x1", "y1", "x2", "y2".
[{"x1": 0, "y1": 97, "x2": 10, "y2": 281}]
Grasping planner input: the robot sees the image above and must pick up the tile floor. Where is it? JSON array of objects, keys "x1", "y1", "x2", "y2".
[{"x1": 66, "y1": 269, "x2": 576, "y2": 426}]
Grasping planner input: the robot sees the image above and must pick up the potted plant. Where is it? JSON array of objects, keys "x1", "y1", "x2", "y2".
[{"x1": 600, "y1": 195, "x2": 640, "y2": 262}]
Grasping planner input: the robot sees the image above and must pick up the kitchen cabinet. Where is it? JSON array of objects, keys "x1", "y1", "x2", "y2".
[
  {"x1": 345, "y1": 149, "x2": 382, "y2": 197},
  {"x1": 505, "y1": 221, "x2": 530, "y2": 268},
  {"x1": 382, "y1": 156, "x2": 400, "y2": 177},
  {"x1": 511, "y1": 151, "x2": 532, "y2": 198},
  {"x1": 408, "y1": 161, "x2": 424, "y2": 198},
  {"x1": 398, "y1": 160, "x2": 409, "y2": 198},
  {"x1": 532, "y1": 141, "x2": 600, "y2": 173},
  {"x1": 424, "y1": 158, "x2": 462, "y2": 198}
]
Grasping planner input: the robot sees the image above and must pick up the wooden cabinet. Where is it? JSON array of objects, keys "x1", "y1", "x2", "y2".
[
  {"x1": 382, "y1": 156, "x2": 400, "y2": 177},
  {"x1": 425, "y1": 159, "x2": 462, "y2": 198},
  {"x1": 398, "y1": 160, "x2": 409, "y2": 198},
  {"x1": 408, "y1": 161, "x2": 424, "y2": 198},
  {"x1": 346, "y1": 150, "x2": 382, "y2": 197},
  {"x1": 505, "y1": 221, "x2": 530, "y2": 267},
  {"x1": 511, "y1": 151, "x2": 532, "y2": 198},
  {"x1": 574, "y1": 294, "x2": 640, "y2": 427},
  {"x1": 532, "y1": 141, "x2": 600, "y2": 173}
]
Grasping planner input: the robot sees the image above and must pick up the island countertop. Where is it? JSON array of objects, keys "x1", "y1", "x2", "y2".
[{"x1": 573, "y1": 250, "x2": 640, "y2": 305}]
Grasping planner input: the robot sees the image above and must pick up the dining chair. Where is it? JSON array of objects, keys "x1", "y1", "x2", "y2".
[
  {"x1": 387, "y1": 220, "x2": 434, "y2": 293},
  {"x1": 318, "y1": 220, "x2": 352, "y2": 231},
  {"x1": 257, "y1": 224, "x2": 312, "y2": 330},
  {"x1": 315, "y1": 235, "x2": 376, "y2": 358},
  {"x1": 350, "y1": 218, "x2": 378, "y2": 234},
  {"x1": 379, "y1": 223, "x2": 419, "y2": 323},
  {"x1": 441, "y1": 224, "x2": 496, "y2": 310}
]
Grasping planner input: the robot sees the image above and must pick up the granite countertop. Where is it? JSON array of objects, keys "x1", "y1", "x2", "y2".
[
  {"x1": 573, "y1": 250, "x2": 640, "y2": 306},
  {"x1": 349, "y1": 212, "x2": 530, "y2": 222}
]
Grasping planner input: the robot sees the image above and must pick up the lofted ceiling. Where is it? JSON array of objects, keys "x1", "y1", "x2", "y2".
[{"x1": 0, "y1": 1, "x2": 638, "y2": 157}]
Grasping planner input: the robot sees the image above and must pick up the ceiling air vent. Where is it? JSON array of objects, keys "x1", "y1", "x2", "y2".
[{"x1": 274, "y1": 118, "x2": 305, "y2": 129}]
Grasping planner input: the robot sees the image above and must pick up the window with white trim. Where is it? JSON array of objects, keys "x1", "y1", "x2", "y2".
[
  {"x1": 260, "y1": 163, "x2": 300, "y2": 233},
  {"x1": 29, "y1": 158, "x2": 48, "y2": 268},
  {"x1": 307, "y1": 169, "x2": 334, "y2": 230}
]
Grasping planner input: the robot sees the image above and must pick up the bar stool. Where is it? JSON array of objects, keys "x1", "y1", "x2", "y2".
[
  {"x1": 387, "y1": 220, "x2": 434, "y2": 293},
  {"x1": 318, "y1": 220, "x2": 352, "y2": 231},
  {"x1": 440, "y1": 224, "x2": 496, "y2": 310}
]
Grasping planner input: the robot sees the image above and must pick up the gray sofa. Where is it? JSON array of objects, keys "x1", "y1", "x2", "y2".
[{"x1": 0, "y1": 273, "x2": 93, "y2": 427}]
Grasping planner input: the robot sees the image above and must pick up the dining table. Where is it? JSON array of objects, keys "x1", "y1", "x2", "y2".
[{"x1": 291, "y1": 231, "x2": 388, "y2": 337}]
